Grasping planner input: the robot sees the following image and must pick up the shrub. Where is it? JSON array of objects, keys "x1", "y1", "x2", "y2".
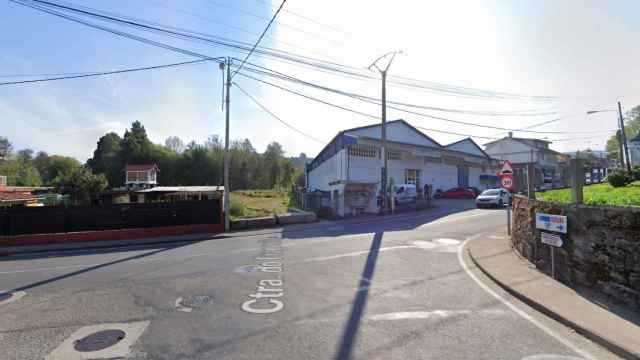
[
  {"x1": 229, "y1": 198, "x2": 248, "y2": 218},
  {"x1": 607, "y1": 169, "x2": 632, "y2": 188},
  {"x1": 632, "y1": 165, "x2": 640, "y2": 181}
]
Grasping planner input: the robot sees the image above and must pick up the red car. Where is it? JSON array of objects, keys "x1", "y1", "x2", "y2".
[{"x1": 441, "y1": 187, "x2": 477, "y2": 199}]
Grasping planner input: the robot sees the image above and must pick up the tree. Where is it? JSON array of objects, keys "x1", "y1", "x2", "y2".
[
  {"x1": 606, "y1": 105, "x2": 640, "y2": 160},
  {"x1": 165, "y1": 136, "x2": 185, "y2": 153},
  {"x1": 54, "y1": 166, "x2": 108, "y2": 205},
  {"x1": 17, "y1": 148, "x2": 34, "y2": 163},
  {"x1": 0, "y1": 136, "x2": 13, "y2": 160},
  {"x1": 0, "y1": 158, "x2": 42, "y2": 186},
  {"x1": 205, "y1": 135, "x2": 222, "y2": 150},
  {"x1": 121, "y1": 121, "x2": 153, "y2": 165},
  {"x1": 34, "y1": 152, "x2": 81, "y2": 184},
  {"x1": 87, "y1": 132, "x2": 123, "y2": 187}
]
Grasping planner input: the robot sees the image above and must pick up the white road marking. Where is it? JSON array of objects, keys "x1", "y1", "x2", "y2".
[
  {"x1": 45, "y1": 321, "x2": 150, "y2": 360},
  {"x1": 369, "y1": 310, "x2": 471, "y2": 320},
  {"x1": 291, "y1": 245, "x2": 413, "y2": 264},
  {"x1": 412, "y1": 238, "x2": 462, "y2": 253},
  {"x1": 457, "y1": 236, "x2": 596, "y2": 360},
  {"x1": 521, "y1": 355, "x2": 586, "y2": 360},
  {"x1": 174, "y1": 297, "x2": 193, "y2": 313},
  {"x1": 0, "y1": 290, "x2": 26, "y2": 306}
]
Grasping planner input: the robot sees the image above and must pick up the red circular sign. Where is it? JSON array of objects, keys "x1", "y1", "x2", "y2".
[{"x1": 500, "y1": 173, "x2": 514, "y2": 191}]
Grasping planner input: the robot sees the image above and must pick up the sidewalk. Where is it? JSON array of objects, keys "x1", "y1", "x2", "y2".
[{"x1": 467, "y1": 233, "x2": 640, "y2": 360}]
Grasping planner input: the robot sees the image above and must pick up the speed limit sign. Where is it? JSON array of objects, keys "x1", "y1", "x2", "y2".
[{"x1": 501, "y1": 173, "x2": 514, "y2": 192}]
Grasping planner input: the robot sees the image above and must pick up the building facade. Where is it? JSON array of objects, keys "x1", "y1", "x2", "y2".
[
  {"x1": 306, "y1": 120, "x2": 501, "y2": 216},
  {"x1": 483, "y1": 133, "x2": 569, "y2": 191}
]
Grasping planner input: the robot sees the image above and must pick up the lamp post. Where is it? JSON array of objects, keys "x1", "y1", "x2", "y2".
[
  {"x1": 587, "y1": 106, "x2": 631, "y2": 173},
  {"x1": 368, "y1": 51, "x2": 402, "y2": 214}
]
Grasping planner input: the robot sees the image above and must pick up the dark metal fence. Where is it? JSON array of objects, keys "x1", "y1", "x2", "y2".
[{"x1": 0, "y1": 200, "x2": 221, "y2": 236}]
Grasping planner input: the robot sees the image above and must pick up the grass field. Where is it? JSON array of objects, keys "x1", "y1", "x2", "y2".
[
  {"x1": 229, "y1": 190, "x2": 291, "y2": 219},
  {"x1": 536, "y1": 181, "x2": 640, "y2": 206}
]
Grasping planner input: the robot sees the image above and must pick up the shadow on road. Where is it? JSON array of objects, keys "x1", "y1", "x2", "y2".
[
  {"x1": 7, "y1": 241, "x2": 194, "y2": 293},
  {"x1": 281, "y1": 199, "x2": 481, "y2": 241},
  {"x1": 335, "y1": 231, "x2": 383, "y2": 360}
]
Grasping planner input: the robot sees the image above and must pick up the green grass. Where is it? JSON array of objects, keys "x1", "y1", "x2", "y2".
[
  {"x1": 229, "y1": 189, "x2": 290, "y2": 219},
  {"x1": 536, "y1": 181, "x2": 640, "y2": 206}
]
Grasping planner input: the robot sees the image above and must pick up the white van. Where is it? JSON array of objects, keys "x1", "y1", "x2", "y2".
[{"x1": 393, "y1": 184, "x2": 418, "y2": 204}]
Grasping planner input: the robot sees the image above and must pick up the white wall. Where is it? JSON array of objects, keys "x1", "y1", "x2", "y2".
[
  {"x1": 425, "y1": 162, "x2": 458, "y2": 191},
  {"x1": 446, "y1": 139, "x2": 485, "y2": 157},
  {"x1": 308, "y1": 149, "x2": 348, "y2": 191},
  {"x1": 485, "y1": 138, "x2": 535, "y2": 163},
  {"x1": 345, "y1": 121, "x2": 440, "y2": 148}
]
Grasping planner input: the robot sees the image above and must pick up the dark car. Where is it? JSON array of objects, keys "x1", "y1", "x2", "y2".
[{"x1": 440, "y1": 187, "x2": 477, "y2": 199}]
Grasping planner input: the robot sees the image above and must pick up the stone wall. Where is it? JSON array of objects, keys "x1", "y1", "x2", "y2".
[{"x1": 512, "y1": 195, "x2": 640, "y2": 310}]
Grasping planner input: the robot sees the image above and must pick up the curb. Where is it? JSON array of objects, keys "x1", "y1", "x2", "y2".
[{"x1": 467, "y1": 247, "x2": 640, "y2": 360}]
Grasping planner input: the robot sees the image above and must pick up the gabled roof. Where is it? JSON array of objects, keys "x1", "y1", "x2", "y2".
[
  {"x1": 342, "y1": 119, "x2": 443, "y2": 148},
  {"x1": 445, "y1": 137, "x2": 491, "y2": 159},
  {"x1": 484, "y1": 136, "x2": 552, "y2": 147},
  {"x1": 125, "y1": 164, "x2": 160, "y2": 172}
]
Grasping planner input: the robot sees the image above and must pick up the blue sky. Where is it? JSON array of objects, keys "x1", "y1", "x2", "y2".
[{"x1": 2, "y1": 0, "x2": 639, "y2": 161}]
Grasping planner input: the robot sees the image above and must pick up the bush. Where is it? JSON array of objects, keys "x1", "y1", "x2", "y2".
[
  {"x1": 607, "y1": 169, "x2": 632, "y2": 187},
  {"x1": 632, "y1": 166, "x2": 640, "y2": 181},
  {"x1": 229, "y1": 198, "x2": 248, "y2": 218}
]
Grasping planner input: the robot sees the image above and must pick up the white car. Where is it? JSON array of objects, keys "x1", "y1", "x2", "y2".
[
  {"x1": 475, "y1": 189, "x2": 510, "y2": 208},
  {"x1": 393, "y1": 184, "x2": 418, "y2": 204}
]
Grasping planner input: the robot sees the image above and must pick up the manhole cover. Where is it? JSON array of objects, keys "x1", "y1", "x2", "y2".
[
  {"x1": 181, "y1": 295, "x2": 213, "y2": 308},
  {"x1": 0, "y1": 292, "x2": 12, "y2": 302},
  {"x1": 73, "y1": 329, "x2": 126, "y2": 352}
]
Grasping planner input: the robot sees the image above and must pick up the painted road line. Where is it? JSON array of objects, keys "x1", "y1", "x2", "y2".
[
  {"x1": 291, "y1": 245, "x2": 414, "y2": 264},
  {"x1": 457, "y1": 236, "x2": 596, "y2": 360},
  {"x1": 0, "y1": 290, "x2": 26, "y2": 306}
]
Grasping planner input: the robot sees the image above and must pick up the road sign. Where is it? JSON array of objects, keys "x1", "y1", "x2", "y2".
[
  {"x1": 501, "y1": 174, "x2": 514, "y2": 189},
  {"x1": 501, "y1": 161, "x2": 513, "y2": 174},
  {"x1": 541, "y1": 231, "x2": 563, "y2": 247},
  {"x1": 535, "y1": 213, "x2": 567, "y2": 234}
]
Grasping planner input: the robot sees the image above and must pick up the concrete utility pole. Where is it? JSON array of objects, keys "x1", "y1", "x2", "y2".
[
  {"x1": 222, "y1": 58, "x2": 232, "y2": 231},
  {"x1": 618, "y1": 101, "x2": 632, "y2": 173},
  {"x1": 368, "y1": 51, "x2": 402, "y2": 214}
]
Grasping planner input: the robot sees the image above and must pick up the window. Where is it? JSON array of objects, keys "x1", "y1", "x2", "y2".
[
  {"x1": 405, "y1": 169, "x2": 420, "y2": 187},
  {"x1": 387, "y1": 151, "x2": 402, "y2": 160},
  {"x1": 348, "y1": 144, "x2": 378, "y2": 158}
]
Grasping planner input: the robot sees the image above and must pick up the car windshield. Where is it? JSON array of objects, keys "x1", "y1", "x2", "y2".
[{"x1": 481, "y1": 189, "x2": 501, "y2": 196}]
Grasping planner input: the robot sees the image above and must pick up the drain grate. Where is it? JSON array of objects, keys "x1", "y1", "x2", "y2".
[
  {"x1": 0, "y1": 292, "x2": 12, "y2": 302},
  {"x1": 73, "y1": 329, "x2": 126, "y2": 352},
  {"x1": 181, "y1": 295, "x2": 213, "y2": 308}
]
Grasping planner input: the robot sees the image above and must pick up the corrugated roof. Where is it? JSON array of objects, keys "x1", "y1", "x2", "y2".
[{"x1": 125, "y1": 164, "x2": 159, "y2": 171}]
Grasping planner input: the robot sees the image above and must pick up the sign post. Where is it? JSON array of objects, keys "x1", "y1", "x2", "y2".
[
  {"x1": 500, "y1": 161, "x2": 514, "y2": 236},
  {"x1": 536, "y1": 213, "x2": 567, "y2": 279}
]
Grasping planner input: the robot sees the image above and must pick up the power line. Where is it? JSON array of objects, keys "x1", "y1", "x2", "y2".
[
  {"x1": 235, "y1": 62, "x2": 615, "y2": 135},
  {"x1": 17, "y1": 0, "x2": 562, "y2": 103},
  {"x1": 10, "y1": 0, "x2": 224, "y2": 61},
  {"x1": 231, "y1": 0, "x2": 286, "y2": 79},
  {"x1": 234, "y1": 82, "x2": 326, "y2": 144},
  {"x1": 0, "y1": 59, "x2": 217, "y2": 86}
]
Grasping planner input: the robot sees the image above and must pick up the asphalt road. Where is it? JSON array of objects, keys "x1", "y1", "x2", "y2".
[{"x1": 0, "y1": 200, "x2": 617, "y2": 360}]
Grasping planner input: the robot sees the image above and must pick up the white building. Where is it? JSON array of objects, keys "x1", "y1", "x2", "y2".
[
  {"x1": 483, "y1": 133, "x2": 569, "y2": 191},
  {"x1": 629, "y1": 133, "x2": 640, "y2": 167},
  {"x1": 306, "y1": 120, "x2": 500, "y2": 216},
  {"x1": 124, "y1": 164, "x2": 159, "y2": 189}
]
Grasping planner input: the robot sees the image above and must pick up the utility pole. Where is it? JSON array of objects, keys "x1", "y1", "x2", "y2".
[
  {"x1": 222, "y1": 58, "x2": 232, "y2": 231},
  {"x1": 618, "y1": 101, "x2": 632, "y2": 173},
  {"x1": 369, "y1": 51, "x2": 402, "y2": 214}
]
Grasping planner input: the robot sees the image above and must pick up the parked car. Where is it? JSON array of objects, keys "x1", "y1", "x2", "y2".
[
  {"x1": 393, "y1": 184, "x2": 418, "y2": 204},
  {"x1": 441, "y1": 187, "x2": 477, "y2": 199},
  {"x1": 465, "y1": 187, "x2": 482, "y2": 197},
  {"x1": 476, "y1": 188, "x2": 511, "y2": 208}
]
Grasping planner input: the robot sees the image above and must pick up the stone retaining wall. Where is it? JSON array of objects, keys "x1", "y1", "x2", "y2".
[{"x1": 512, "y1": 195, "x2": 640, "y2": 310}]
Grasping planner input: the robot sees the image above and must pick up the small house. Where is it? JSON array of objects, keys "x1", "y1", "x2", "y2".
[{"x1": 125, "y1": 164, "x2": 159, "y2": 189}]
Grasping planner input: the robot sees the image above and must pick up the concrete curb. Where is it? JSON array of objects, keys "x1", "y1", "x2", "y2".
[{"x1": 467, "y1": 247, "x2": 640, "y2": 360}]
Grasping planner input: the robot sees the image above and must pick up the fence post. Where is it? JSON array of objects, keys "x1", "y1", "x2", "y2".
[{"x1": 570, "y1": 159, "x2": 584, "y2": 205}]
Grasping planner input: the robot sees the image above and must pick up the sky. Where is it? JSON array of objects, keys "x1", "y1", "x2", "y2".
[{"x1": 1, "y1": 0, "x2": 639, "y2": 161}]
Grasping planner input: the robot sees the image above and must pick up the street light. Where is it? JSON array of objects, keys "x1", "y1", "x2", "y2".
[{"x1": 586, "y1": 104, "x2": 631, "y2": 173}]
